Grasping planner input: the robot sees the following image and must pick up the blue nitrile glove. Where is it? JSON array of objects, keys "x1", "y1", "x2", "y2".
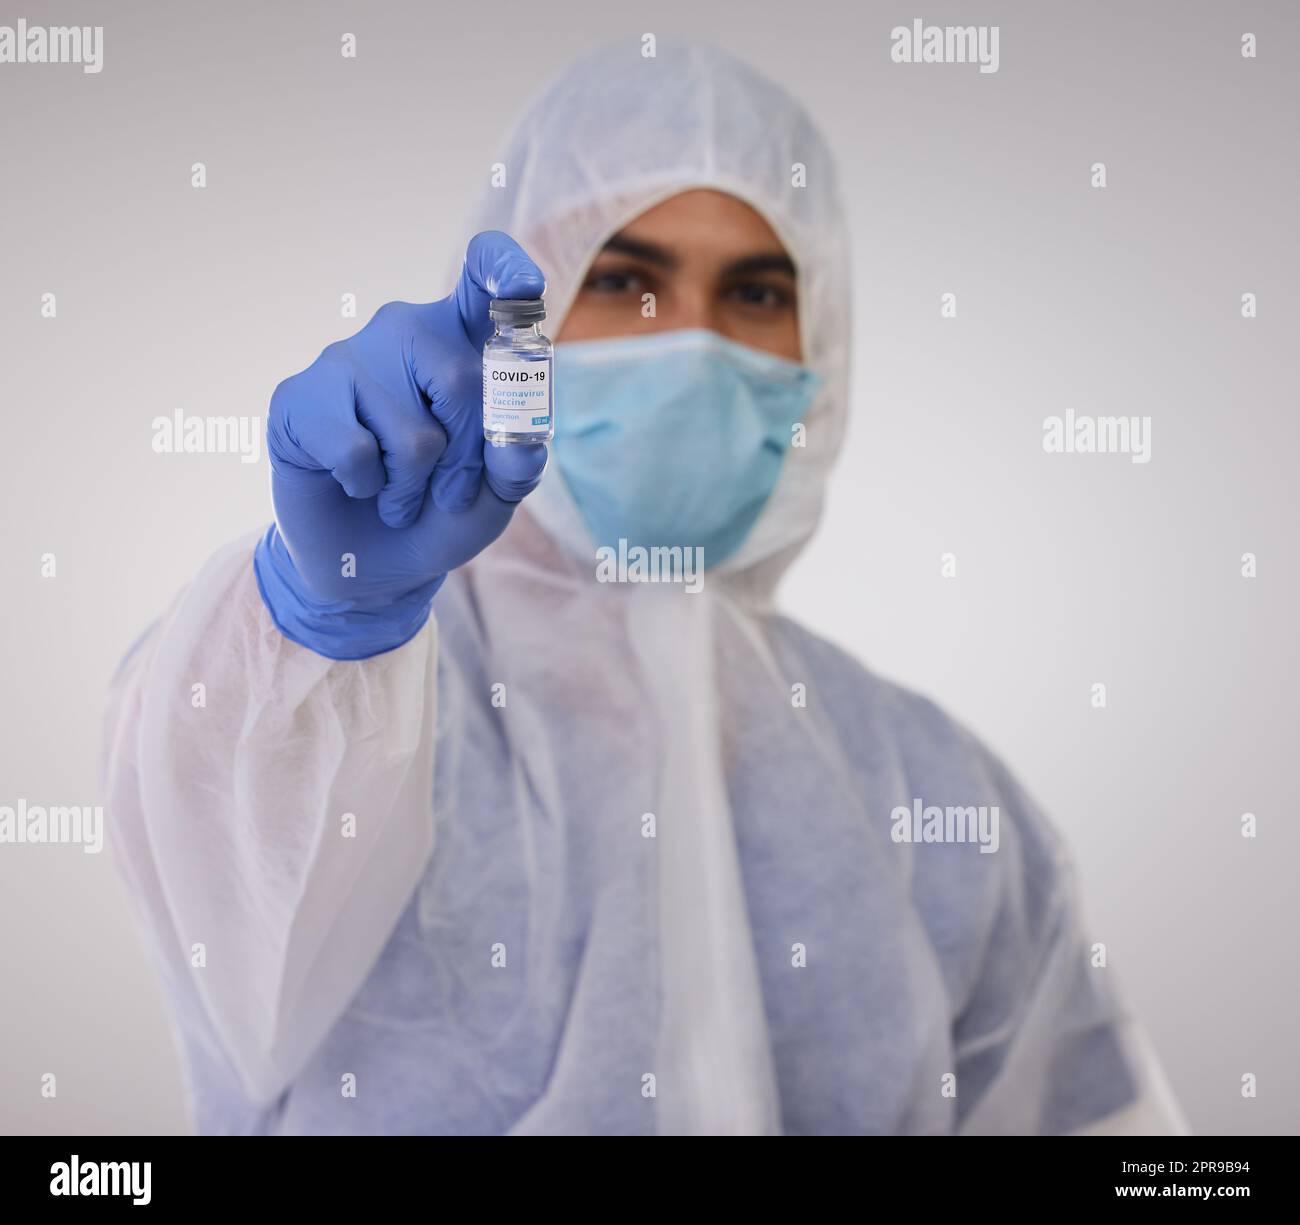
[{"x1": 253, "y1": 231, "x2": 549, "y2": 660}]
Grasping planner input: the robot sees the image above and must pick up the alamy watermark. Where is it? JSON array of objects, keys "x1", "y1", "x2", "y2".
[
  {"x1": 1043, "y1": 410, "x2": 1152, "y2": 464},
  {"x1": 891, "y1": 20, "x2": 1000, "y2": 74},
  {"x1": 50, "y1": 1156, "x2": 150, "y2": 1205},
  {"x1": 891, "y1": 799, "x2": 1000, "y2": 853},
  {"x1": 152, "y1": 410, "x2": 261, "y2": 464},
  {"x1": 595, "y1": 538, "x2": 704, "y2": 594},
  {"x1": 0, "y1": 800, "x2": 103, "y2": 853},
  {"x1": 0, "y1": 20, "x2": 102, "y2": 73}
]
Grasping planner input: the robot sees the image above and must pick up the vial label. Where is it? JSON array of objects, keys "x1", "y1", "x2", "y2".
[{"x1": 483, "y1": 356, "x2": 552, "y2": 435}]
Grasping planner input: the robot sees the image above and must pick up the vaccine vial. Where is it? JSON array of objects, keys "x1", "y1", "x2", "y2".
[{"x1": 483, "y1": 298, "x2": 554, "y2": 445}]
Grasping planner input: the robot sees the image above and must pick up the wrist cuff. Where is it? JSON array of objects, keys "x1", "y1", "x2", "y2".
[{"x1": 251, "y1": 526, "x2": 442, "y2": 661}]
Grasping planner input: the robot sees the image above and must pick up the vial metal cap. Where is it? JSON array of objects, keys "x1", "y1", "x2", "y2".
[{"x1": 489, "y1": 298, "x2": 546, "y2": 324}]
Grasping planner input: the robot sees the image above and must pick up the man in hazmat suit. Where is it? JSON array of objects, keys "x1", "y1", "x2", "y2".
[{"x1": 102, "y1": 39, "x2": 1186, "y2": 1135}]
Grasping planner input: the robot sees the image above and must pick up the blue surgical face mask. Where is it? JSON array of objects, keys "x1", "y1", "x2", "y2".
[{"x1": 551, "y1": 329, "x2": 822, "y2": 568}]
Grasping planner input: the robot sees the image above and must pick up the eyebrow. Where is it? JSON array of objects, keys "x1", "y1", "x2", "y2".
[
  {"x1": 600, "y1": 234, "x2": 678, "y2": 268},
  {"x1": 599, "y1": 234, "x2": 796, "y2": 280},
  {"x1": 723, "y1": 253, "x2": 796, "y2": 279}
]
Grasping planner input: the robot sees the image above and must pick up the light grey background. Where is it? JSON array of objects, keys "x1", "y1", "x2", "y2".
[{"x1": 1, "y1": 0, "x2": 1296, "y2": 1134}]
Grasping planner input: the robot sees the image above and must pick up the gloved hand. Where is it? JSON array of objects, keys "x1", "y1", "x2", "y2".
[{"x1": 253, "y1": 231, "x2": 549, "y2": 660}]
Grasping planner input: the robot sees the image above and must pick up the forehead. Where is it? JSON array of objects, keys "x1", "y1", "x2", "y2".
[{"x1": 610, "y1": 189, "x2": 790, "y2": 257}]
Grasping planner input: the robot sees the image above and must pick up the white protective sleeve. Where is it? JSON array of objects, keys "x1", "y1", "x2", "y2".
[
  {"x1": 1070, "y1": 1022, "x2": 1192, "y2": 1136},
  {"x1": 102, "y1": 533, "x2": 439, "y2": 1107}
]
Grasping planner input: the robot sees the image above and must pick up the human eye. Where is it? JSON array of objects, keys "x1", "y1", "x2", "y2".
[
  {"x1": 582, "y1": 263, "x2": 654, "y2": 296},
  {"x1": 724, "y1": 279, "x2": 796, "y2": 313}
]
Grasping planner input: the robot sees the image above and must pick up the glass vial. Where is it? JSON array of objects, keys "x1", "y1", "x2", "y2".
[{"x1": 482, "y1": 299, "x2": 554, "y2": 445}]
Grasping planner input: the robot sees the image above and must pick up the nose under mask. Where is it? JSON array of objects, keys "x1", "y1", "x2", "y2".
[{"x1": 550, "y1": 328, "x2": 823, "y2": 569}]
